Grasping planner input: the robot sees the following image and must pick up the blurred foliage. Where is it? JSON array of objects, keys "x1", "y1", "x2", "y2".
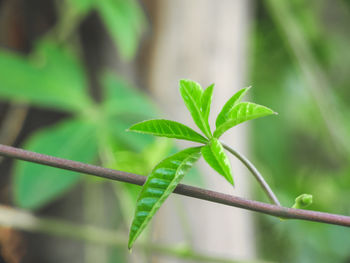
[
  {"x1": 251, "y1": 0, "x2": 350, "y2": 262},
  {"x1": 0, "y1": 41, "x2": 92, "y2": 112},
  {"x1": 62, "y1": 0, "x2": 146, "y2": 59},
  {"x1": 0, "y1": 4, "x2": 204, "y2": 259},
  {"x1": 0, "y1": 0, "x2": 158, "y2": 211},
  {"x1": 0, "y1": 0, "x2": 187, "y2": 262},
  {"x1": 0, "y1": 39, "x2": 159, "y2": 209},
  {"x1": 14, "y1": 119, "x2": 98, "y2": 209}
]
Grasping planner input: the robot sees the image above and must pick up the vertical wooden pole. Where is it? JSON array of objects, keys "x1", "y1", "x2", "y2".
[{"x1": 148, "y1": 0, "x2": 255, "y2": 260}]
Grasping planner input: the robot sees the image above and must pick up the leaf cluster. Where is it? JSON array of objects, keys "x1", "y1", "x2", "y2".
[{"x1": 127, "y1": 79, "x2": 276, "y2": 248}]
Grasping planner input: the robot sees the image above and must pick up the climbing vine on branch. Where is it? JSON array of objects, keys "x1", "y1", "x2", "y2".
[
  {"x1": 126, "y1": 79, "x2": 308, "y2": 248},
  {"x1": 0, "y1": 80, "x2": 349, "y2": 251}
]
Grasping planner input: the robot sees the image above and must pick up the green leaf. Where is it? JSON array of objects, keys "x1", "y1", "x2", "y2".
[
  {"x1": 101, "y1": 72, "x2": 157, "y2": 118},
  {"x1": 179, "y1": 79, "x2": 212, "y2": 138},
  {"x1": 201, "y1": 83, "x2": 214, "y2": 125},
  {"x1": 215, "y1": 86, "x2": 251, "y2": 128},
  {"x1": 201, "y1": 138, "x2": 233, "y2": 185},
  {"x1": 128, "y1": 119, "x2": 208, "y2": 143},
  {"x1": 128, "y1": 147, "x2": 201, "y2": 249},
  {"x1": 0, "y1": 41, "x2": 92, "y2": 112},
  {"x1": 213, "y1": 102, "x2": 276, "y2": 138},
  {"x1": 13, "y1": 119, "x2": 98, "y2": 210},
  {"x1": 95, "y1": 0, "x2": 146, "y2": 60}
]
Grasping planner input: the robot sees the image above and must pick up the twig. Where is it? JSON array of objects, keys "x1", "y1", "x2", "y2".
[
  {"x1": 0, "y1": 205, "x2": 260, "y2": 263},
  {"x1": 220, "y1": 141, "x2": 281, "y2": 206},
  {"x1": 0, "y1": 144, "x2": 349, "y2": 227}
]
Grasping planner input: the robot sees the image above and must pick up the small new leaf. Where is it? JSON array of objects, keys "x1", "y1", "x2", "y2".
[
  {"x1": 128, "y1": 119, "x2": 208, "y2": 143},
  {"x1": 214, "y1": 102, "x2": 276, "y2": 138},
  {"x1": 216, "y1": 86, "x2": 251, "y2": 128},
  {"x1": 179, "y1": 80, "x2": 212, "y2": 138},
  {"x1": 201, "y1": 138, "x2": 233, "y2": 185},
  {"x1": 292, "y1": 194, "x2": 313, "y2": 209},
  {"x1": 128, "y1": 147, "x2": 201, "y2": 249}
]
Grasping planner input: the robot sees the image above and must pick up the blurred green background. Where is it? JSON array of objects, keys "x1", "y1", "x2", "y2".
[
  {"x1": 252, "y1": 1, "x2": 350, "y2": 262},
  {"x1": 0, "y1": 0, "x2": 349, "y2": 262}
]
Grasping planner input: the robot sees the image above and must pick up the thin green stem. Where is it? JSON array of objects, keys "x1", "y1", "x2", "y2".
[
  {"x1": 220, "y1": 141, "x2": 281, "y2": 206},
  {"x1": 0, "y1": 205, "x2": 264, "y2": 263}
]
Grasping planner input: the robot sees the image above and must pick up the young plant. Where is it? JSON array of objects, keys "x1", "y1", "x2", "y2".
[{"x1": 127, "y1": 79, "x2": 278, "y2": 249}]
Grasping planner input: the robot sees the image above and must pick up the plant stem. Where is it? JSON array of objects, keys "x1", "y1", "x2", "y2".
[
  {"x1": 0, "y1": 144, "x2": 350, "y2": 227},
  {"x1": 220, "y1": 141, "x2": 281, "y2": 206},
  {"x1": 0, "y1": 205, "x2": 260, "y2": 263}
]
